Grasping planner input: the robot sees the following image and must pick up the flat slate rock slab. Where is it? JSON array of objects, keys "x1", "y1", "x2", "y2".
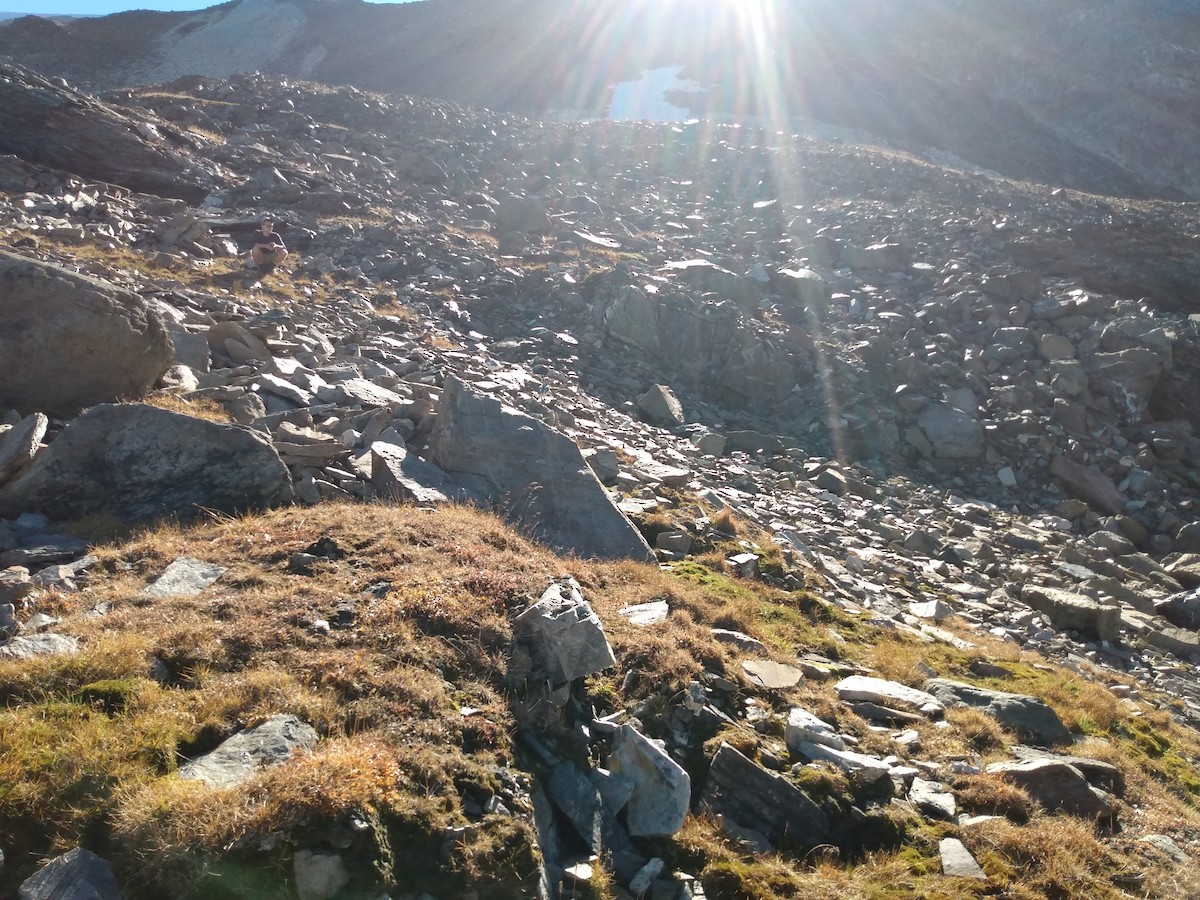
[
  {"x1": 141, "y1": 556, "x2": 226, "y2": 598},
  {"x1": 0, "y1": 633, "x2": 78, "y2": 659},
  {"x1": 19, "y1": 846, "x2": 122, "y2": 900},
  {"x1": 179, "y1": 713, "x2": 317, "y2": 789},
  {"x1": 939, "y1": 837, "x2": 987, "y2": 880},
  {"x1": 742, "y1": 658, "x2": 804, "y2": 690}
]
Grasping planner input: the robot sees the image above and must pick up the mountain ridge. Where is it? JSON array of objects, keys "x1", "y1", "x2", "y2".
[{"x1": 2, "y1": 0, "x2": 1200, "y2": 200}]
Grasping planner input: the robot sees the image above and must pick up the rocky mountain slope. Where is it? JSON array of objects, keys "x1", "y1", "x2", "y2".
[
  {"x1": 2, "y1": 58, "x2": 1200, "y2": 899},
  {"x1": 3, "y1": 0, "x2": 1200, "y2": 200}
]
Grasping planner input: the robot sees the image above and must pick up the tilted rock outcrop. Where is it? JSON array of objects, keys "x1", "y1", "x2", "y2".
[
  {"x1": 0, "y1": 63, "x2": 211, "y2": 202},
  {"x1": 0, "y1": 403, "x2": 293, "y2": 523},
  {"x1": 0, "y1": 248, "x2": 174, "y2": 415}
]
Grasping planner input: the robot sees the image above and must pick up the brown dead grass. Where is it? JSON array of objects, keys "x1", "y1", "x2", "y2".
[
  {"x1": 5, "y1": 500, "x2": 1200, "y2": 898},
  {"x1": 141, "y1": 393, "x2": 232, "y2": 422}
]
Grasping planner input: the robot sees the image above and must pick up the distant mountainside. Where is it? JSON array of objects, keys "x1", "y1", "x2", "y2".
[{"x1": 2, "y1": 0, "x2": 1199, "y2": 200}]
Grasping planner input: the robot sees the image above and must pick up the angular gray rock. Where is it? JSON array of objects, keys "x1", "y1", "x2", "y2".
[
  {"x1": 916, "y1": 403, "x2": 983, "y2": 460},
  {"x1": 985, "y1": 757, "x2": 1117, "y2": 821},
  {"x1": 429, "y1": 376, "x2": 652, "y2": 561},
  {"x1": 925, "y1": 679, "x2": 1071, "y2": 746},
  {"x1": 179, "y1": 714, "x2": 317, "y2": 789},
  {"x1": 0, "y1": 250, "x2": 174, "y2": 415},
  {"x1": 513, "y1": 578, "x2": 615, "y2": 685},
  {"x1": 0, "y1": 413, "x2": 46, "y2": 486},
  {"x1": 637, "y1": 383, "x2": 685, "y2": 426},
  {"x1": 939, "y1": 837, "x2": 986, "y2": 880},
  {"x1": 701, "y1": 743, "x2": 832, "y2": 851},
  {"x1": 606, "y1": 724, "x2": 690, "y2": 837},
  {"x1": 370, "y1": 440, "x2": 458, "y2": 505},
  {"x1": 1154, "y1": 586, "x2": 1200, "y2": 631},
  {"x1": 0, "y1": 633, "x2": 78, "y2": 660},
  {"x1": 141, "y1": 557, "x2": 226, "y2": 599},
  {"x1": 0, "y1": 404, "x2": 293, "y2": 524},
  {"x1": 0, "y1": 62, "x2": 210, "y2": 202},
  {"x1": 785, "y1": 707, "x2": 845, "y2": 751},
  {"x1": 1049, "y1": 455, "x2": 1127, "y2": 516},
  {"x1": 1020, "y1": 584, "x2": 1120, "y2": 642},
  {"x1": 18, "y1": 846, "x2": 121, "y2": 900},
  {"x1": 910, "y1": 777, "x2": 956, "y2": 820},
  {"x1": 835, "y1": 675, "x2": 945, "y2": 717}
]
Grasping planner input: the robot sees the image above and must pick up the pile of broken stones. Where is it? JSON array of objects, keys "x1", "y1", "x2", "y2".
[{"x1": 2, "y1": 65, "x2": 1200, "y2": 897}]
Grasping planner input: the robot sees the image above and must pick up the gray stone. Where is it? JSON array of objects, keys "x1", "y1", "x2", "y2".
[
  {"x1": 141, "y1": 557, "x2": 225, "y2": 599},
  {"x1": 701, "y1": 743, "x2": 831, "y2": 851},
  {"x1": 1165, "y1": 555, "x2": 1200, "y2": 589},
  {"x1": 1146, "y1": 625, "x2": 1200, "y2": 660},
  {"x1": 370, "y1": 440, "x2": 458, "y2": 505},
  {"x1": 637, "y1": 384, "x2": 685, "y2": 426},
  {"x1": 793, "y1": 741, "x2": 890, "y2": 785},
  {"x1": 985, "y1": 757, "x2": 1117, "y2": 821},
  {"x1": 1154, "y1": 585, "x2": 1200, "y2": 629},
  {"x1": 1020, "y1": 584, "x2": 1120, "y2": 641},
  {"x1": 925, "y1": 679, "x2": 1071, "y2": 746},
  {"x1": 429, "y1": 376, "x2": 652, "y2": 561},
  {"x1": 711, "y1": 628, "x2": 766, "y2": 653},
  {"x1": 294, "y1": 849, "x2": 349, "y2": 900},
  {"x1": 179, "y1": 714, "x2": 318, "y2": 789},
  {"x1": 513, "y1": 578, "x2": 615, "y2": 684},
  {"x1": 654, "y1": 530, "x2": 692, "y2": 555},
  {"x1": 693, "y1": 432, "x2": 726, "y2": 457},
  {"x1": 0, "y1": 404, "x2": 293, "y2": 524},
  {"x1": 315, "y1": 377, "x2": 406, "y2": 407},
  {"x1": 1049, "y1": 455, "x2": 1127, "y2": 515},
  {"x1": 607, "y1": 724, "x2": 690, "y2": 837},
  {"x1": 1143, "y1": 834, "x2": 1189, "y2": 863},
  {"x1": 1009, "y1": 746, "x2": 1124, "y2": 796},
  {"x1": 742, "y1": 658, "x2": 803, "y2": 690},
  {"x1": 0, "y1": 63, "x2": 208, "y2": 201},
  {"x1": 835, "y1": 675, "x2": 945, "y2": 717},
  {"x1": 939, "y1": 837, "x2": 987, "y2": 880},
  {"x1": 0, "y1": 633, "x2": 78, "y2": 659},
  {"x1": 784, "y1": 707, "x2": 845, "y2": 751},
  {"x1": 0, "y1": 250, "x2": 174, "y2": 415},
  {"x1": 18, "y1": 846, "x2": 121, "y2": 900},
  {"x1": 0, "y1": 414, "x2": 46, "y2": 486},
  {"x1": 582, "y1": 447, "x2": 620, "y2": 484},
  {"x1": 0, "y1": 568, "x2": 34, "y2": 605},
  {"x1": 618, "y1": 600, "x2": 670, "y2": 625},
  {"x1": 909, "y1": 777, "x2": 956, "y2": 820},
  {"x1": 916, "y1": 403, "x2": 983, "y2": 459}
]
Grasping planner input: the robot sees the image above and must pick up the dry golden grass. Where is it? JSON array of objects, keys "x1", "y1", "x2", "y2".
[
  {"x1": 5, "y1": 499, "x2": 1200, "y2": 898},
  {"x1": 140, "y1": 393, "x2": 232, "y2": 422}
]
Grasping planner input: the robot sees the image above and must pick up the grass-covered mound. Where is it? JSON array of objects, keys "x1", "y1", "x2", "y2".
[{"x1": 2, "y1": 501, "x2": 1200, "y2": 898}]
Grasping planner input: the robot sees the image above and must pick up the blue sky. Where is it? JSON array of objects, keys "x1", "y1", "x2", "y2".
[{"x1": 1, "y1": 0, "x2": 412, "y2": 13}]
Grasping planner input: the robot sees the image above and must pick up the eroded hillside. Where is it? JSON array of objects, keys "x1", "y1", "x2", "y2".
[{"x1": 1, "y1": 65, "x2": 1200, "y2": 899}]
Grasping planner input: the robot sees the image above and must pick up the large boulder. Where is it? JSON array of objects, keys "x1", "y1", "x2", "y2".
[
  {"x1": 0, "y1": 62, "x2": 210, "y2": 202},
  {"x1": 0, "y1": 404, "x2": 293, "y2": 523},
  {"x1": 985, "y1": 757, "x2": 1118, "y2": 822},
  {"x1": 701, "y1": 742, "x2": 832, "y2": 851},
  {"x1": 915, "y1": 403, "x2": 983, "y2": 460},
  {"x1": 606, "y1": 725, "x2": 690, "y2": 837},
  {"x1": 925, "y1": 679, "x2": 1071, "y2": 746},
  {"x1": 1020, "y1": 584, "x2": 1120, "y2": 642},
  {"x1": 428, "y1": 376, "x2": 652, "y2": 561},
  {"x1": 0, "y1": 250, "x2": 175, "y2": 415},
  {"x1": 588, "y1": 273, "x2": 802, "y2": 404}
]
